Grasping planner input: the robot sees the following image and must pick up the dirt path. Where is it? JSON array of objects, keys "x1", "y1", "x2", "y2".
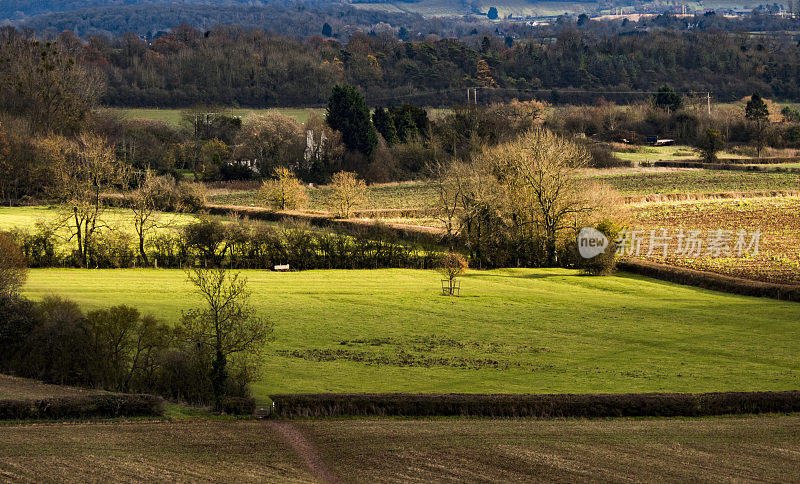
[{"x1": 267, "y1": 421, "x2": 340, "y2": 484}]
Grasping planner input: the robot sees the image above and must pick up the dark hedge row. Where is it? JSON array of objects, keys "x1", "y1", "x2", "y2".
[
  {"x1": 0, "y1": 394, "x2": 164, "y2": 420},
  {"x1": 618, "y1": 261, "x2": 800, "y2": 302},
  {"x1": 268, "y1": 391, "x2": 800, "y2": 418}
]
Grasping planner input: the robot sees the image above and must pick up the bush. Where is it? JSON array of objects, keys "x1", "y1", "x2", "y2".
[
  {"x1": 0, "y1": 294, "x2": 38, "y2": 370},
  {"x1": 578, "y1": 220, "x2": 619, "y2": 276},
  {"x1": 269, "y1": 391, "x2": 800, "y2": 418},
  {"x1": 218, "y1": 396, "x2": 256, "y2": 415},
  {"x1": 0, "y1": 231, "x2": 27, "y2": 296},
  {"x1": 87, "y1": 231, "x2": 136, "y2": 268},
  {"x1": 11, "y1": 296, "x2": 99, "y2": 386}
]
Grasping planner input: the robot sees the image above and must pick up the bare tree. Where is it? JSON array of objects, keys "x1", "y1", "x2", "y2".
[
  {"x1": 179, "y1": 268, "x2": 273, "y2": 405},
  {"x1": 43, "y1": 133, "x2": 122, "y2": 268},
  {"x1": 485, "y1": 130, "x2": 598, "y2": 265},
  {"x1": 126, "y1": 169, "x2": 178, "y2": 265},
  {"x1": 437, "y1": 251, "x2": 468, "y2": 296}
]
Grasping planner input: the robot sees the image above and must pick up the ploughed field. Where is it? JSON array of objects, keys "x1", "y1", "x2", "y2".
[
  {"x1": 22, "y1": 268, "x2": 800, "y2": 402},
  {"x1": 1, "y1": 415, "x2": 799, "y2": 482},
  {"x1": 630, "y1": 197, "x2": 800, "y2": 285}
]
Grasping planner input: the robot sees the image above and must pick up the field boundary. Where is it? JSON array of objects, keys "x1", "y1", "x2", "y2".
[
  {"x1": 0, "y1": 394, "x2": 165, "y2": 421},
  {"x1": 268, "y1": 391, "x2": 800, "y2": 418},
  {"x1": 618, "y1": 260, "x2": 800, "y2": 302},
  {"x1": 653, "y1": 160, "x2": 800, "y2": 172},
  {"x1": 624, "y1": 190, "x2": 800, "y2": 204}
]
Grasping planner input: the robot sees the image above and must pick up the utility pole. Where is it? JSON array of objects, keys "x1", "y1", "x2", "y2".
[
  {"x1": 473, "y1": 88, "x2": 478, "y2": 105},
  {"x1": 707, "y1": 91, "x2": 711, "y2": 115}
]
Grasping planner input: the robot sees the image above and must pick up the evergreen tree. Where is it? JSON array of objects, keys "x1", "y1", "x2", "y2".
[
  {"x1": 321, "y1": 22, "x2": 332, "y2": 37},
  {"x1": 746, "y1": 91, "x2": 770, "y2": 158},
  {"x1": 487, "y1": 7, "x2": 499, "y2": 19},
  {"x1": 372, "y1": 107, "x2": 398, "y2": 144},
  {"x1": 653, "y1": 85, "x2": 682, "y2": 112},
  {"x1": 326, "y1": 85, "x2": 378, "y2": 159}
]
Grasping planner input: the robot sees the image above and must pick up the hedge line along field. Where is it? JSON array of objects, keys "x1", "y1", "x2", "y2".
[
  {"x1": 2, "y1": 415, "x2": 799, "y2": 481},
  {"x1": 22, "y1": 268, "x2": 800, "y2": 402},
  {"x1": 630, "y1": 197, "x2": 800, "y2": 285}
]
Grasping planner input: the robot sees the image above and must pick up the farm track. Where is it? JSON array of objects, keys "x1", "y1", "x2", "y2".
[{"x1": 268, "y1": 421, "x2": 340, "y2": 484}]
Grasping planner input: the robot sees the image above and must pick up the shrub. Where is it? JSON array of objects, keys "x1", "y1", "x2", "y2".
[
  {"x1": 327, "y1": 171, "x2": 368, "y2": 218},
  {"x1": 437, "y1": 251, "x2": 468, "y2": 295},
  {"x1": 0, "y1": 232, "x2": 27, "y2": 297},
  {"x1": 218, "y1": 396, "x2": 256, "y2": 415},
  {"x1": 578, "y1": 220, "x2": 619, "y2": 276},
  {"x1": 11, "y1": 296, "x2": 99, "y2": 386},
  {"x1": 258, "y1": 167, "x2": 309, "y2": 210},
  {"x1": 0, "y1": 294, "x2": 38, "y2": 370},
  {"x1": 87, "y1": 231, "x2": 136, "y2": 268}
]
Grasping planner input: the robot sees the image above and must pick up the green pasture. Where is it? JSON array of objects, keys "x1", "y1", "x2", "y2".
[
  {"x1": 105, "y1": 107, "x2": 325, "y2": 128},
  {"x1": 22, "y1": 268, "x2": 800, "y2": 402},
  {"x1": 611, "y1": 144, "x2": 748, "y2": 163},
  {"x1": 0, "y1": 206, "x2": 198, "y2": 235}
]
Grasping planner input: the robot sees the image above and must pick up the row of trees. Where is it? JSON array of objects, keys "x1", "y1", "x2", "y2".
[
  {"x1": 0, "y1": 236, "x2": 272, "y2": 408},
  {"x1": 5, "y1": 21, "x2": 800, "y2": 112}
]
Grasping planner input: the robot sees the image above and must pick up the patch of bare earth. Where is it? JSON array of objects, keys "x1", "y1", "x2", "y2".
[{"x1": 0, "y1": 374, "x2": 102, "y2": 400}]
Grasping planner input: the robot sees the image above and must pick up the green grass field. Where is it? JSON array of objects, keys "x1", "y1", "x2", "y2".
[
  {"x1": 0, "y1": 206, "x2": 198, "y2": 234},
  {"x1": 105, "y1": 107, "x2": 324, "y2": 128},
  {"x1": 22, "y1": 268, "x2": 800, "y2": 402}
]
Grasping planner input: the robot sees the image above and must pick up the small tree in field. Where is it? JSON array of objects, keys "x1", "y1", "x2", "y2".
[
  {"x1": 695, "y1": 129, "x2": 725, "y2": 162},
  {"x1": 437, "y1": 251, "x2": 468, "y2": 296},
  {"x1": 259, "y1": 167, "x2": 308, "y2": 211},
  {"x1": 179, "y1": 268, "x2": 273, "y2": 407},
  {"x1": 327, "y1": 171, "x2": 368, "y2": 218},
  {"x1": 746, "y1": 92, "x2": 770, "y2": 158}
]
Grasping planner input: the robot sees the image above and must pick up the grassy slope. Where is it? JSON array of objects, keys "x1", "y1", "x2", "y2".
[
  {"x1": 1, "y1": 415, "x2": 798, "y2": 481},
  {"x1": 22, "y1": 268, "x2": 800, "y2": 401},
  {"x1": 0, "y1": 206, "x2": 197, "y2": 234}
]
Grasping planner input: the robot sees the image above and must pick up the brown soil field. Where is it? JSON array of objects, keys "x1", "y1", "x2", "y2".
[
  {"x1": 629, "y1": 197, "x2": 800, "y2": 285},
  {"x1": 1, "y1": 415, "x2": 799, "y2": 482},
  {"x1": 0, "y1": 374, "x2": 102, "y2": 400}
]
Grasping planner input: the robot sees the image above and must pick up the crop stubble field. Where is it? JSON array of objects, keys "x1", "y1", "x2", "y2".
[{"x1": 1, "y1": 415, "x2": 799, "y2": 481}]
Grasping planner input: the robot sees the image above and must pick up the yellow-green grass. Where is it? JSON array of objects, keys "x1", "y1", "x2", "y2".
[
  {"x1": 0, "y1": 206, "x2": 198, "y2": 236},
  {"x1": 105, "y1": 107, "x2": 324, "y2": 128},
  {"x1": 612, "y1": 144, "x2": 747, "y2": 163},
  {"x1": 22, "y1": 268, "x2": 800, "y2": 402},
  {"x1": 2, "y1": 415, "x2": 799, "y2": 481},
  {"x1": 207, "y1": 170, "x2": 800, "y2": 213},
  {"x1": 209, "y1": 181, "x2": 440, "y2": 211}
]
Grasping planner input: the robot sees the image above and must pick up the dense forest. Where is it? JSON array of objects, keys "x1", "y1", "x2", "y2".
[{"x1": 3, "y1": 17, "x2": 797, "y2": 108}]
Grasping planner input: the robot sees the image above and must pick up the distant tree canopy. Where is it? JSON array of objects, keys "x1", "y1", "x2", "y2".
[
  {"x1": 487, "y1": 7, "x2": 499, "y2": 20},
  {"x1": 326, "y1": 85, "x2": 378, "y2": 159}
]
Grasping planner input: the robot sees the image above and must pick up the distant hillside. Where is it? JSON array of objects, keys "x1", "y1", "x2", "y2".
[
  {"x1": 1, "y1": 0, "x2": 335, "y2": 21},
  {"x1": 11, "y1": 3, "x2": 421, "y2": 39}
]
